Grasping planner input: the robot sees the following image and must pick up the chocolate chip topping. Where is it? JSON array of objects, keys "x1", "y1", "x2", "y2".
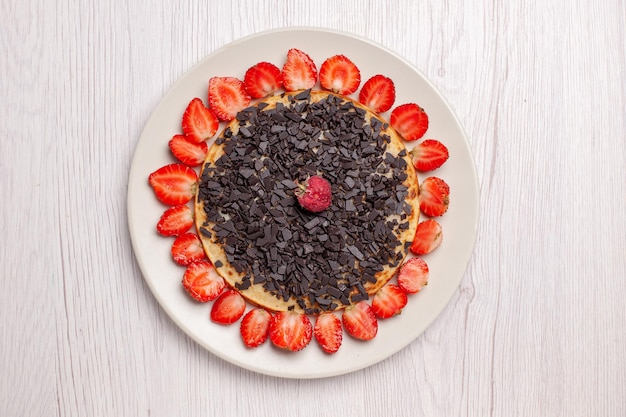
[{"x1": 197, "y1": 90, "x2": 413, "y2": 313}]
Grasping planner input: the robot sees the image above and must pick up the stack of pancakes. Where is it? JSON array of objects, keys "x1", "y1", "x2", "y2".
[{"x1": 195, "y1": 90, "x2": 419, "y2": 314}]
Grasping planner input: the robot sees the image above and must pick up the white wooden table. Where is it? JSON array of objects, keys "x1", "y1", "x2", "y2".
[{"x1": 2, "y1": 1, "x2": 625, "y2": 415}]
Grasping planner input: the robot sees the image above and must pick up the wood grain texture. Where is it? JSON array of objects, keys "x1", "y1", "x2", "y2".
[{"x1": 1, "y1": 0, "x2": 624, "y2": 416}]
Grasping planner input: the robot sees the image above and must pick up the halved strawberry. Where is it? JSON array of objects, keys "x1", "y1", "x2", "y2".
[
  {"x1": 410, "y1": 219, "x2": 443, "y2": 255},
  {"x1": 210, "y1": 289, "x2": 246, "y2": 325},
  {"x1": 168, "y1": 134, "x2": 208, "y2": 167},
  {"x1": 358, "y1": 74, "x2": 396, "y2": 113},
  {"x1": 410, "y1": 139, "x2": 449, "y2": 172},
  {"x1": 240, "y1": 308, "x2": 272, "y2": 348},
  {"x1": 171, "y1": 232, "x2": 204, "y2": 266},
  {"x1": 418, "y1": 177, "x2": 450, "y2": 217},
  {"x1": 148, "y1": 163, "x2": 198, "y2": 205},
  {"x1": 313, "y1": 313, "x2": 343, "y2": 354},
  {"x1": 371, "y1": 284, "x2": 408, "y2": 319},
  {"x1": 390, "y1": 103, "x2": 429, "y2": 141},
  {"x1": 182, "y1": 260, "x2": 225, "y2": 302},
  {"x1": 269, "y1": 311, "x2": 313, "y2": 352},
  {"x1": 342, "y1": 301, "x2": 378, "y2": 341},
  {"x1": 156, "y1": 204, "x2": 193, "y2": 236},
  {"x1": 319, "y1": 54, "x2": 361, "y2": 95},
  {"x1": 181, "y1": 97, "x2": 219, "y2": 143},
  {"x1": 208, "y1": 76, "x2": 251, "y2": 121},
  {"x1": 281, "y1": 48, "x2": 317, "y2": 91},
  {"x1": 397, "y1": 257, "x2": 429, "y2": 293},
  {"x1": 244, "y1": 62, "x2": 283, "y2": 98}
]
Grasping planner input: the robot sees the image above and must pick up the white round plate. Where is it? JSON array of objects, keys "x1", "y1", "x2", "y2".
[{"x1": 128, "y1": 27, "x2": 478, "y2": 379}]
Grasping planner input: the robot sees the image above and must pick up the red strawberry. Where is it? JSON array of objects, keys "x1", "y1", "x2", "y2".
[
  {"x1": 182, "y1": 260, "x2": 225, "y2": 302},
  {"x1": 397, "y1": 257, "x2": 429, "y2": 293},
  {"x1": 208, "y1": 76, "x2": 251, "y2": 121},
  {"x1": 240, "y1": 308, "x2": 272, "y2": 348},
  {"x1": 418, "y1": 177, "x2": 450, "y2": 217},
  {"x1": 342, "y1": 301, "x2": 378, "y2": 341},
  {"x1": 269, "y1": 311, "x2": 313, "y2": 352},
  {"x1": 156, "y1": 204, "x2": 194, "y2": 236},
  {"x1": 171, "y1": 232, "x2": 205, "y2": 266},
  {"x1": 148, "y1": 163, "x2": 198, "y2": 205},
  {"x1": 244, "y1": 62, "x2": 283, "y2": 98},
  {"x1": 210, "y1": 289, "x2": 246, "y2": 325},
  {"x1": 410, "y1": 139, "x2": 449, "y2": 172},
  {"x1": 319, "y1": 54, "x2": 361, "y2": 95},
  {"x1": 410, "y1": 219, "x2": 443, "y2": 255},
  {"x1": 281, "y1": 48, "x2": 318, "y2": 91},
  {"x1": 168, "y1": 134, "x2": 208, "y2": 167},
  {"x1": 181, "y1": 97, "x2": 219, "y2": 143},
  {"x1": 390, "y1": 103, "x2": 429, "y2": 141},
  {"x1": 313, "y1": 313, "x2": 343, "y2": 354},
  {"x1": 371, "y1": 284, "x2": 408, "y2": 319},
  {"x1": 295, "y1": 175, "x2": 332, "y2": 213},
  {"x1": 358, "y1": 74, "x2": 396, "y2": 113}
]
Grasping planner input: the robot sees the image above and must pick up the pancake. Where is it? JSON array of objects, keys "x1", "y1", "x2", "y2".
[{"x1": 195, "y1": 89, "x2": 419, "y2": 314}]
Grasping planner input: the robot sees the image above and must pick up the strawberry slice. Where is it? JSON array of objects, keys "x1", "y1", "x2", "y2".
[
  {"x1": 181, "y1": 97, "x2": 219, "y2": 143},
  {"x1": 418, "y1": 176, "x2": 450, "y2": 217},
  {"x1": 410, "y1": 219, "x2": 443, "y2": 255},
  {"x1": 313, "y1": 312, "x2": 343, "y2": 354},
  {"x1": 390, "y1": 103, "x2": 429, "y2": 141},
  {"x1": 156, "y1": 204, "x2": 193, "y2": 236},
  {"x1": 148, "y1": 163, "x2": 198, "y2": 205},
  {"x1": 269, "y1": 311, "x2": 313, "y2": 352},
  {"x1": 372, "y1": 284, "x2": 408, "y2": 319},
  {"x1": 208, "y1": 76, "x2": 251, "y2": 122},
  {"x1": 240, "y1": 308, "x2": 272, "y2": 348},
  {"x1": 410, "y1": 139, "x2": 449, "y2": 172},
  {"x1": 358, "y1": 74, "x2": 396, "y2": 113},
  {"x1": 319, "y1": 54, "x2": 361, "y2": 95},
  {"x1": 171, "y1": 232, "x2": 204, "y2": 266},
  {"x1": 244, "y1": 62, "x2": 283, "y2": 98},
  {"x1": 168, "y1": 134, "x2": 208, "y2": 167},
  {"x1": 281, "y1": 48, "x2": 318, "y2": 91},
  {"x1": 397, "y1": 257, "x2": 429, "y2": 293},
  {"x1": 342, "y1": 301, "x2": 378, "y2": 341},
  {"x1": 210, "y1": 289, "x2": 246, "y2": 325},
  {"x1": 182, "y1": 260, "x2": 225, "y2": 302}
]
